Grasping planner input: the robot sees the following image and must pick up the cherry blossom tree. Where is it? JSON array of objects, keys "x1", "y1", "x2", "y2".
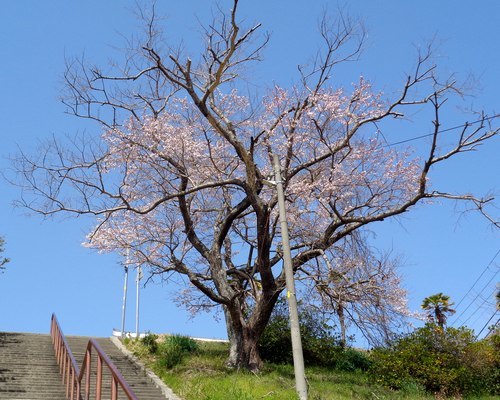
[{"x1": 13, "y1": 1, "x2": 499, "y2": 370}]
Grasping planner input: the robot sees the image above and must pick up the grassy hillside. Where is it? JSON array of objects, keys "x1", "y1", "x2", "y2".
[{"x1": 124, "y1": 339, "x2": 439, "y2": 400}]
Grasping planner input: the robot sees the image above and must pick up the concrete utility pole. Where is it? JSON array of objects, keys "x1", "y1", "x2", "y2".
[{"x1": 272, "y1": 154, "x2": 308, "y2": 400}]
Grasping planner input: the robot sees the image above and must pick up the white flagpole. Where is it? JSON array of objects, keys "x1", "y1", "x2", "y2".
[
  {"x1": 121, "y1": 248, "x2": 130, "y2": 338},
  {"x1": 135, "y1": 265, "x2": 142, "y2": 338}
]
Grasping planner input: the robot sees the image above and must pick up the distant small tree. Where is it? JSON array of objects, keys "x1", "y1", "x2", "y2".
[
  {"x1": 0, "y1": 236, "x2": 9, "y2": 272},
  {"x1": 305, "y1": 233, "x2": 413, "y2": 347},
  {"x1": 421, "y1": 293, "x2": 456, "y2": 328}
]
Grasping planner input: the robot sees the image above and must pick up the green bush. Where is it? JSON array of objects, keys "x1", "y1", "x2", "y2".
[
  {"x1": 140, "y1": 333, "x2": 159, "y2": 354},
  {"x1": 463, "y1": 333, "x2": 500, "y2": 395},
  {"x1": 258, "y1": 299, "x2": 371, "y2": 371},
  {"x1": 168, "y1": 334, "x2": 199, "y2": 353},
  {"x1": 259, "y1": 312, "x2": 293, "y2": 364},
  {"x1": 156, "y1": 334, "x2": 199, "y2": 369},
  {"x1": 157, "y1": 341, "x2": 184, "y2": 369},
  {"x1": 332, "y1": 348, "x2": 372, "y2": 372},
  {"x1": 370, "y1": 324, "x2": 499, "y2": 397}
]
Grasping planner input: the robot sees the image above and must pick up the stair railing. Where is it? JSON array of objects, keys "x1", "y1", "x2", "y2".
[{"x1": 51, "y1": 314, "x2": 138, "y2": 400}]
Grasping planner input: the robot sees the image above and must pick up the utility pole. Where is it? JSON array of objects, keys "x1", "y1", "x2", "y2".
[{"x1": 272, "y1": 154, "x2": 308, "y2": 400}]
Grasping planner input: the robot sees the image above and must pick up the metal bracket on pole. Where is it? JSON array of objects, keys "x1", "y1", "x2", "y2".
[{"x1": 262, "y1": 179, "x2": 278, "y2": 187}]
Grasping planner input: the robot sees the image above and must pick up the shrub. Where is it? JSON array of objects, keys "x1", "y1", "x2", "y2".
[
  {"x1": 464, "y1": 332, "x2": 500, "y2": 395},
  {"x1": 370, "y1": 324, "x2": 499, "y2": 397},
  {"x1": 157, "y1": 340, "x2": 184, "y2": 369},
  {"x1": 140, "y1": 333, "x2": 159, "y2": 354},
  {"x1": 168, "y1": 334, "x2": 199, "y2": 353},
  {"x1": 332, "y1": 348, "x2": 372, "y2": 372},
  {"x1": 259, "y1": 312, "x2": 293, "y2": 364},
  {"x1": 258, "y1": 299, "x2": 371, "y2": 370},
  {"x1": 156, "y1": 334, "x2": 199, "y2": 369}
]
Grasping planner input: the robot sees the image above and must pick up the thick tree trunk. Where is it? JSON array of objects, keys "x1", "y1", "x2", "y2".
[
  {"x1": 226, "y1": 327, "x2": 263, "y2": 372},
  {"x1": 224, "y1": 308, "x2": 263, "y2": 371},
  {"x1": 223, "y1": 293, "x2": 278, "y2": 371}
]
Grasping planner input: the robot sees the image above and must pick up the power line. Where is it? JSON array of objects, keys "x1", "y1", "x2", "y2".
[
  {"x1": 459, "y1": 274, "x2": 499, "y2": 323},
  {"x1": 379, "y1": 114, "x2": 500, "y2": 332},
  {"x1": 384, "y1": 113, "x2": 499, "y2": 147},
  {"x1": 373, "y1": 109, "x2": 500, "y2": 335},
  {"x1": 454, "y1": 276, "x2": 499, "y2": 328},
  {"x1": 450, "y1": 249, "x2": 500, "y2": 326},
  {"x1": 476, "y1": 312, "x2": 499, "y2": 339},
  {"x1": 468, "y1": 305, "x2": 493, "y2": 329},
  {"x1": 460, "y1": 287, "x2": 497, "y2": 327}
]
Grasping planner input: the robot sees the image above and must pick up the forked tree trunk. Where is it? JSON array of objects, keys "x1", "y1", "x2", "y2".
[
  {"x1": 226, "y1": 323, "x2": 263, "y2": 372},
  {"x1": 223, "y1": 295, "x2": 277, "y2": 372}
]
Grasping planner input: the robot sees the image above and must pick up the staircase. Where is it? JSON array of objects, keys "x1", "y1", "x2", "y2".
[
  {"x1": 0, "y1": 332, "x2": 66, "y2": 399},
  {"x1": 66, "y1": 336, "x2": 169, "y2": 400},
  {"x1": 0, "y1": 330, "x2": 179, "y2": 400}
]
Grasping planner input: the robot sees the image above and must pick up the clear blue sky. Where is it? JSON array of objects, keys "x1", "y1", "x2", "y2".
[{"x1": 0, "y1": 1, "x2": 498, "y2": 343}]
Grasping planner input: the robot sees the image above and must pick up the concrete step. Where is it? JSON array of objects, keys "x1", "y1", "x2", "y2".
[
  {"x1": 0, "y1": 332, "x2": 66, "y2": 400},
  {"x1": 0, "y1": 331, "x2": 178, "y2": 400}
]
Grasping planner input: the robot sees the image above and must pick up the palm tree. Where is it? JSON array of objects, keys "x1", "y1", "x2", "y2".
[{"x1": 421, "y1": 293, "x2": 456, "y2": 328}]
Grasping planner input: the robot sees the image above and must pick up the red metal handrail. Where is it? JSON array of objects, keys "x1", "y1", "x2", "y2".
[{"x1": 50, "y1": 314, "x2": 138, "y2": 400}]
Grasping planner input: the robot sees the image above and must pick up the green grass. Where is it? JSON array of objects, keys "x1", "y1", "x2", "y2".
[{"x1": 124, "y1": 339, "x2": 498, "y2": 400}]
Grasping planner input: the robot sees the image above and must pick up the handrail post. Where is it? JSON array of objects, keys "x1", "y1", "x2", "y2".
[
  {"x1": 69, "y1": 368, "x2": 75, "y2": 400},
  {"x1": 111, "y1": 377, "x2": 118, "y2": 400},
  {"x1": 96, "y1": 355, "x2": 103, "y2": 400},
  {"x1": 65, "y1": 359, "x2": 69, "y2": 398},
  {"x1": 62, "y1": 352, "x2": 67, "y2": 383},
  {"x1": 75, "y1": 380, "x2": 81, "y2": 400},
  {"x1": 59, "y1": 343, "x2": 64, "y2": 372},
  {"x1": 85, "y1": 348, "x2": 91, "y2": 400}
]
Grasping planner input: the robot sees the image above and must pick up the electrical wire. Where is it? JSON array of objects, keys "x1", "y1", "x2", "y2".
[
  {"x1": 376, "y1": 116, "x2": 500, "y2": 332},
  {"x1": 454, "y1": 249, "x2": 500, "y2": 311},
  {"x1": 461, "y1": 287, "x2": 498, "y2": 327},
  {"x1": 460, "y1": 289, "x2": 496, "y2": 326},
  {"x1": 383, "y1": 113, "x2": 499, "y2": 147},
  {"x1": 476, "y1": 312, "x2": 499, "y2": 339},
  {"x1": 450, "y1": 249, "x2": 500, "y2": 326},
  {"x1": 454, "y1": 280, "x2": 499, "y2": 327}
]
